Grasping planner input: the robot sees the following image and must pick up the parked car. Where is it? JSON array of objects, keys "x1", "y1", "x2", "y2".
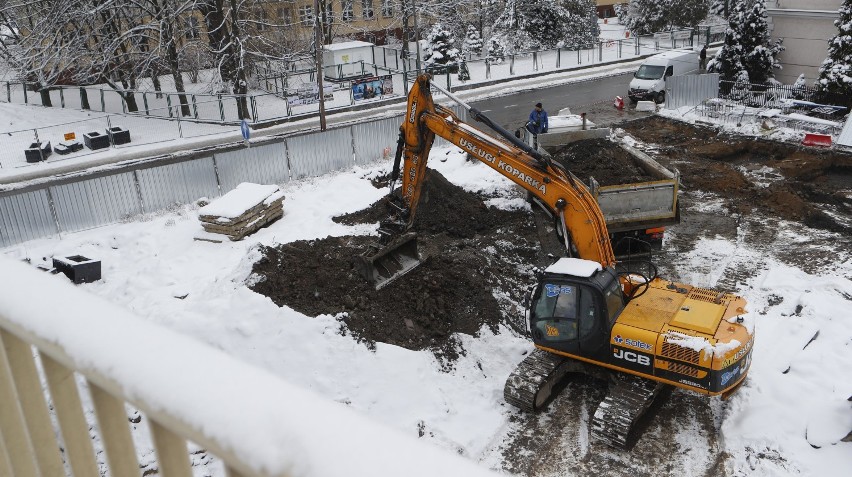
[{"x1": 628, "y1": 49, "x2": 699, "y2": 104}]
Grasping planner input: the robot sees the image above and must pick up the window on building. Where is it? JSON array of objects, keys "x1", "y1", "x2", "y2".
[
  {"x1": 381, "y1": 0, "x2": 392, "y2": 18},
  {"x1": 362, "y1": 0, "x2": 374, "y2": 19},
  {"x1": 278, "y1": 7, "x2": 293, "y2": 24},
  {"x1": 325, "y1": 2, "x2": 334, "y2": 23},
  {"x1": 342, "y1": 0, "x2": 353, "y2": 21},
  {"x1": 298, "y1": 5, "x2": 313, "y2": 24},
  {"x1": 185, "y1": 17, "x2": 200, "y2": 40}
]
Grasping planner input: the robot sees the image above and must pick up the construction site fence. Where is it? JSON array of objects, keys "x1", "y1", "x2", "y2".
[
  {"x1": 0, "y1": 257, "x2": 499, "y2": 477},
  {"x1": 0, "y1": 105, "x2": 466, "y2": 248},
  {"x1": 717, "y1": 80, "x2": 852, "y2": 110},
  {"x1": 664, "y1": 73, "x2": 720, "y2": 110},
  {"x1": 0, "y1": 25, "x2": 717, "y2": 126}
]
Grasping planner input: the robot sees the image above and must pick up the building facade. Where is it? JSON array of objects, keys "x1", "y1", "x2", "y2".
[{"x1": 766, "y1": 0, "x2": 843, "y2": 83}]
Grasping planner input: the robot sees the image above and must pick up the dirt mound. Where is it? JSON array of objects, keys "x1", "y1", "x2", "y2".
[
  {"x1": 335, "y1": 170, "x2": 516, "y2": 239},
  {"x1": 552, "y1": 138, "x2": 656, "y2": 186},
  {"x1": 250, "y1": 169, "x2": 542, "y2": 364},
  {"x1": 622, "y1": 116, "x2": 852, "y2": 233}
]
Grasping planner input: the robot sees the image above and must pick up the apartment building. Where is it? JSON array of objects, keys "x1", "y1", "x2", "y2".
[{"x1": 766, "y1": 0, "x2": 843, "y2": 83}]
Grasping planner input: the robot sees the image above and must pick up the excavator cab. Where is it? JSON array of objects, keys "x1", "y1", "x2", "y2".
[{"x1": 526, "y1": 258, "x2": 624, "y2": 362}]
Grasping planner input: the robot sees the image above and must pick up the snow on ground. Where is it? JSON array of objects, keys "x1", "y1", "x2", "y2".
[{"x1": 4, "y1": 141, "x2": 850, "y2": 475}]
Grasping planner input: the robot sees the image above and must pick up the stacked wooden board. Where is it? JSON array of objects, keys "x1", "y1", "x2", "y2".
[{"x1": 196, "y1": 183, "x2": 285, "y2": 242}]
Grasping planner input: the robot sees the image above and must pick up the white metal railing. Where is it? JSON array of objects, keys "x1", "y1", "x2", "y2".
[{"x1": 0, "y1": 257, "x2": 499, "y2": 477}]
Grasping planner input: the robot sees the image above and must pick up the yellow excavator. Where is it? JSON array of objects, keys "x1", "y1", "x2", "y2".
[{"x1": 354, "y1": 74, "x2": 753, "y2": 448}]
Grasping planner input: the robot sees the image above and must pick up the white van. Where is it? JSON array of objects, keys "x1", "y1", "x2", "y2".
[{"x1": 628, "y1": 49, "x2": 700, "y2": 104}]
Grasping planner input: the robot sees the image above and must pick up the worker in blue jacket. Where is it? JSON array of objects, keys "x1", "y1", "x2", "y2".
[{"x1": 527, "y1": 102, "x2": 549, "y2": 134}]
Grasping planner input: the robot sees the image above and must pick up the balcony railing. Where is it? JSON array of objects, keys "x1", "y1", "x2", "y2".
[{"x1": 0, "y1": 257, "x2": 498, "y2": 477}]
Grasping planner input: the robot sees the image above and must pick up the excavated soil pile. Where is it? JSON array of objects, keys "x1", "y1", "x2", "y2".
[
  {"x1": 623, "y1": 116, "x2": 852, "y2": 233},
  {"x1": 249, "y1": 169, "x2": 543, "y2": 363},
  {"x1": 552, "y1": 139, "x2": 656, "y2": 186}
]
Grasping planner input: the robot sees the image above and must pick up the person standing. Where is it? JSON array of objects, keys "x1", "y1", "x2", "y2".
[
  {"x1": 699, "y1": 45, "x2": 707, "y2": 72},
  {"x1": 527, "y1": 102, "x2": 549, "y2": 134}
]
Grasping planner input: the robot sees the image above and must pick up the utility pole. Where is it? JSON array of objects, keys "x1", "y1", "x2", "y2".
[
  {"x1": 402, "y1": 0, "x2": 410, "y2": 62},
  {"x1": 314, "y1": 0, "x2": 327, "y2": 130}
]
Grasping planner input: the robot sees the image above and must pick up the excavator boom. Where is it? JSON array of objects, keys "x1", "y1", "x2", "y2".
[{"x1": 356, "y1": 74, "x2": 615, "y2": 289}]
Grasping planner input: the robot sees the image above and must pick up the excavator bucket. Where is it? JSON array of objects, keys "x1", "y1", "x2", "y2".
[{"x1": 353, "y1": 232, "x2": 423, "y2": 289}]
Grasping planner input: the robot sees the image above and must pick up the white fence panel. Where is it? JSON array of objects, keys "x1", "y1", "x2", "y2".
[
  {"x1": 214, "y1": 143, "x2": 290, "y2": 191},
  {"x1": 287, "y1": 127, "x2": 353, "y2": 179},
  {"x1": 353, "y1": 116, "x2": 400, "y2": 165},
  {"x1": 51, "y1": 173, "x2": 141, "y2": 233},
  {"x1": 665, "y1": 73, "x2": 720, "y2": 110},
  {"x1": 136, "y1": 158, "x2": 220, "y2": 212},
  {"x1": 0, "y1": 189, "x2": 56, "y2": 247}
]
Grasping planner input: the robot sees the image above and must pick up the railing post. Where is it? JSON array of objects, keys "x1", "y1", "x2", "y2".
[
  {"x1": 175, "y1": 106, "x2": 183, "y2": 138},
  {"x1": 1, "y1": 330, "x2": 67, "y2": 477},
  {"x1": 143, "y1": 92, "x2": 149, "y2": 115},
  {"x1": 485, "y1": 59, "x2": 491, "y2": 79},
  {"x1": 59, "y1": 88, "x2": 65, "y2": 108},
  {"x1": 41, "y1": 355, "x2": 100, "y2": 477},
  {"x1": 22, "y1": 82, "x2": 27, "y2": 103},
  {"x1": 100, "y1": 89, "x2": 105, "y2": 111},
  {"x1": 599, "y1": 41, "x2": 603, "y2": 61},
  {"x1": 619, "y1": 39, "x2": 622, "y2": 58},
  {"x1": 5, "y1": 82, "x2": 9, "y2": 102},
  {"x1": 510, "y1": 54, "x2": 515, "y2": 75},
  {"x1": 150, "y1": 421, "x2": 193, "y2": 477},
  {"x1": 192, "y1": 94, "x2": 198, "y2": 119},
  {"x1": 166, "y1": 94, "x2": 173, "y2": 118},
  {"x1": 0, "y1": 332, "x2": 40, "y2": 477},
  {"x1": 635, "y1": 36, "x2": 640, "y2": 55},
  {"x1": 89, "y1": 384, "x2": 142, "y2": 477},
  {"x1": 218, "y1": 94, "x2": 225, "y2": 122},
  {"x1": 533, "y1": 51, "x2": 538, "y2": 71},
  {"x1": 557, "y1": 48, "x2": 561, "y2": 68},
  {"x1": 250, "y1": 95, "x2": 258, "y2": 123}
]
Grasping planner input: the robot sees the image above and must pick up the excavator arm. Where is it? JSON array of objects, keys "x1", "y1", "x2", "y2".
[
  {"x1": 398, "y1": 75, "x2": 615, "y2": 266},
  {"x1": 356, "y1": 74, "x2": 615, "y2": 289}
]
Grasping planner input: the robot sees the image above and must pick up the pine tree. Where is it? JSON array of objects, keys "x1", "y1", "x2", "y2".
[
  {"x1": 424, "y1": 23, "x2": 461, "y2": 69},
  {"x1": 463, "y1": 24, "x2": 483, "y2": 56},
  {"x1": 621, "y1": 0, "x2": 710, "y2": 34},
  {"x1": 487, "y1": 38, "x2": 505, "y2": 63},
  {"x1": 815, "y1": 0, "x2": 852, "y2": 98},
  {"x1": 738, "y1": 0, "x2": 783, "y2": 84},
  {"x1": 561, "y1": 0, "x2": 600, "y2": 49},
  {"x1": 707, "y1": 3, "x2": 746, "y2": 82},
  {"x1": 493, "y1": 0, "x2": 571, "y2": 51}
]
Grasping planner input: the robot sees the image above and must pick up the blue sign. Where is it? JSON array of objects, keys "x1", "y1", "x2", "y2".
[{"x1": 240, "y1": 120, "x2": 250, "y2": 141}]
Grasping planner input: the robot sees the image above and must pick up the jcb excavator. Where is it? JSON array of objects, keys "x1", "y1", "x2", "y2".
[{"x1": 355, "y1": 74, "x2": 753, "y2": 449}]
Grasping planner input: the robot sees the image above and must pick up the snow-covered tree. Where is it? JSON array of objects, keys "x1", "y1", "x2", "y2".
[
  {"x1": 738, "y1": 0, "x2": 783, "y2": 84},
  {"x1": 561, "y1": 0, "x2": 600, "y2": 50},
  {"x1": 621, "y1": 0, "x2": 710, "y2": 35},
  {"x1": 815, "y1": 0, "x2": 852, "y2": 98},
  {"x1": 487, "y1": 38, "x2": 505, "y2": 63},
  {"x1": 492, "y1": 0, "x2": 572, "y2": 52},
  {"x1": 463, "y1": 24, "x2": 483, "y2": 56},
  {"x1": 424, "y1": 23, "x2": 461, "y2": 68},
  {"x1": 707, "y1": 2, "x2": 746, "y2": 81},
  {"x1": 708, "y1": 0, "x2": 781, "y2": 84}
]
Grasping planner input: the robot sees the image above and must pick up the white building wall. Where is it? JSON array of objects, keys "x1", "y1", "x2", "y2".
[{"x1": 766, "y1": 0, "x2": 843, "y2": 84}]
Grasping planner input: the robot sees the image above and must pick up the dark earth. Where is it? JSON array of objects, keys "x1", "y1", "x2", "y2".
[{"x1": 248, "y1": 114, "x2": 852, "y2": 476}]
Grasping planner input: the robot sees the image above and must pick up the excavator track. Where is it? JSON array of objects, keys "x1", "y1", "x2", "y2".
[
  {"x1": 591, "y1": 374, "x2": 664, "y2": 449},
  {"x1": 504, "y1": 349, "x2": 573, "y2": 412}
]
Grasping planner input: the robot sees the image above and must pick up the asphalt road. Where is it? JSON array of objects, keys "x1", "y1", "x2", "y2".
[{"x1": 470, "y1": 71, "x2": 636, "y2": 131}]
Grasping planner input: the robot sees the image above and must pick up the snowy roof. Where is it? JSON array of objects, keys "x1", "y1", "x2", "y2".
[
  {"x1": 324, "y1": 41, "x2": 374, "y2": 51},
  {"x1": 544, "y1": 258, "x2": 602, "y2": 277}
]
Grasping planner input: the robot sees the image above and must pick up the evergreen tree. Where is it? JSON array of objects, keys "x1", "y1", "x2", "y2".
[
  {"x1": 707, "y1": 2, "x2": 746, "y2": 81},
  {"x1": 487, "y1": 38, "x2": 505, "y2": 63},
  {"x1": 621, "y1": 0, "x2": 710, "y2": 34},
  {"x1": 424, "y1": 23, "x2": 461, "y2": 69},
  {"x1": 492, "y1": 0, "x2": 571, "y2": 51},
  {"x1": 815, "y1": 0, "x2": 852, "y2": 98},
  {"x1": 463, "y1": 24, "x2": 483, "y2": 56},
  {"x1": 738, "y1": 0, "x2": 783, "y2": 84},
  {"x1": 561, "y1": 0, "x2": 600, "y2": 49}
]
